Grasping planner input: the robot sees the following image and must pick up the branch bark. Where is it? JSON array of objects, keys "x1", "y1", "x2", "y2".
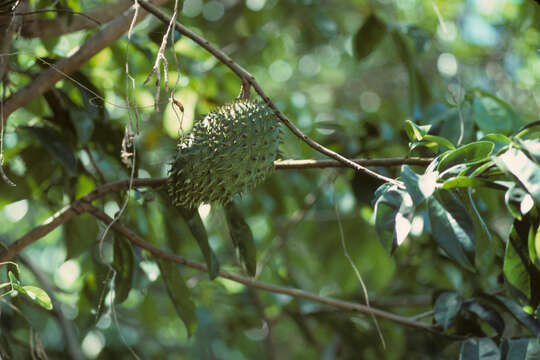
[
  {"x1": 20, "y1": 0, "x2": 133, "y2": 39},
  {"x1": 274, "y1": 157, "x2": 431, "y2": 169},
  {"x1": 1, "y1": 0, "x2": 168, "y2": 120},
  {"x1": 136, "y1": 0, "x2": 404, "y2": 187},
  {"x1": 82, "y1": 203, "x2": 439, "y2": 334}
]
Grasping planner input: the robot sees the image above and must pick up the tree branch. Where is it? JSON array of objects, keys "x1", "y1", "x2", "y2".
[
  {"x1": 20, "y1": 0, "x2": 133, "y2": 38},
  {"x1": 274, "y1": 157, "x2": 431, "y2": 169},
  {"x1": 81, "y1": 202, "x2": 439, "y2": 334},
  {"x1": 0, "y1": 155, "x2": 427, "y2": 263},
  {"x1": 136, "y1": 0, "x2": 404, "y2": 187},
  {"x1": 1, "y1": 0, "x2": 168, "y2": 120}
]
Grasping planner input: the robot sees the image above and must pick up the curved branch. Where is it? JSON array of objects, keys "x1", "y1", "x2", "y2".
[
  {"x1": 274, "y1": 157, "x2": 431, "y2": 169},
  {"x1": 136, "y1": 0, "x2": 404, "y2": 187},
  {"x1": 20, "y1": 0, "x2": 133, "y2": 38},
  {"x1": 0, "y1": 178, "x2": 165, "y2": 262},
  {"x1": 0, "y1": 155, "x2": 426, "y2": 262},
  {"x1": 82, "y1": 203, "x2": 439, "y2": 334},
  {"x1": 2, "y1": 0, "x2": 168, "y2": 120}
]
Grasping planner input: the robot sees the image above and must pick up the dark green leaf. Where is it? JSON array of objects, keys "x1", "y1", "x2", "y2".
[
  {"x1": 178, "y1": 207, "x2": 220, "y2": 280},
  {"x1": 21, "y1": 126, "x2": 77, "y2": 176},
  {"x1": 494, "y1": 295, "x2": 540, "y2": 335},
  {"x1": 112, "y1": 234, "x2": 134, "y2": 304},
  {"x1": 224, "y1": 202, "x2": 257, "y2": 277},
  {"x1": 438, "y1": 141, "x2": 494, "y2": 173},
  {"x1": 64, "y1": 214, "x2": 99, "y2": 259},
  {"x1": 464, "y1": 301, "x2": 505, "y2": 336},
  {"x1": 434, "y1": 292, "x2": 463, "y2": 330},
  {"x1": 503, "y1": 338, "x2": 540, "y2": 360},
  {"x1": 422, "y1": 135, "x2": 456, "y2": 150},
  {"x1": 473, "y1": 90, "x2": 522, "y2": 134},
  {"x1": 353, "y1": 15, "x2": 387, "y2": 60},
  {"x1": 459, "y1": 337, "x2": 500, "y2": 360},
  {"x1": 157, "y1": 259, "x2": 197, "y2": 337},
  {"x1": 427, "y1": 190, "x2": 475, "y2": 271}
]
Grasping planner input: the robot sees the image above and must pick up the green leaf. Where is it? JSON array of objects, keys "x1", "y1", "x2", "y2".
[
  {"x1": 438, "y1": 141, "x2": 494, "y2": 173},
  {"x1": 441, "y1": 177, "x2": 506, "y2": 191},
  {"x1": 224, "y1": 202, "x2": 257, "y2": 277},
  {"x1": 473, "y1": 90, "x2": 522, "y2": 134},
  {"x1": 434, "y1": 292, "x2": 463, "y2": 330},
  {"x1": 21, "y1": 126, "x2": 77, "y2": 176},
  {"x1": 427, "y1": 190, "x2": 475, "y2": 271},
  {"x1": 178, "y1": 207, "x2": 220, "y2": 280},
  {"x1": 64, "y1": 214, "x2": 99, "y2": 259},
  {"x1": 503, "y1": 338, "x2": 540, "y2": 360},
  {"x1": 463, "y1": 301, "x2": 505, "y2": 336},
  {"x1": 404, "y1": 119, "x2": 431, "y2": 142},
  {"x1": 422, "y1": 135, "x2": 456, "y2": 150},
  {"x1": 504, "y1": 220, "x2": 533, "y2": 300},
  {"x1": 481, "y1": 133, "x2": 511, "y2": 155},
  {"x1": 459, "y1": 337, "x2": 500, "y2": 360},
  {"x1": 112, "y1": 234, "x2": 134, "y2": 304},
  {"x1": 494, "y1": 295, "x2": 540, "y2": 335},
  {"x1": 401, "y1": 165, "x2": 437, "y2": 205},
  {"x1": 373, "y1": 187, "x2": 413, "y2": 254},
  {"x1": 13, "y1": 284, "x2": 53, "y2": 310},
  {"x1": 157, "y1": 259, "x2": 197, "y2": 337},
  {"x1": 353, "y1": 15, "x2": 387, "y2": 60},
  {"x1": 497, "y1": 149, "x2": 540, "y2": 206},
  {"x1": 505, "y1": 186, "x2": 534, "y2": 220}
]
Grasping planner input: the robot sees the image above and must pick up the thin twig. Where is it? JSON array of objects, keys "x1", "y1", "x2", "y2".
[
  {"x1": 274, "y1": 157, "x2": 432, "y2": 169},
  {"x1": 2, "y1": 0, "x2": 168, "y2": 119},
  {"x1": 136, "y1": 0, "x2": 404, "y2": 187},
  {"x1": 82, "y1": 203, "x2": 441, "y2": 334},
  {"x1": 20, "y1": 0, "x2": 132, "y2": 38}
]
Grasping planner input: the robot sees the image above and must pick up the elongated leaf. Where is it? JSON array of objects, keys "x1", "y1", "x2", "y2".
[
  {"x1": 504, "y1": 228, "x2": 531, "y2": 300},
  {"x1": 353, "y1": 15, "x2": 387, "y2": 60},
  {"x1": 434, "y1": 292, "x2": 463, "y2": 330},
  {"x1": 12, "y1": 284, "x2": 53, "y2": 310},
  {"x1": 473, "y1": 90, "x2": 521, "y2": 134},
  {"x1": 157, "y1": 259, "x2": 197, "y2": 337},
  {"x1": 422, "y1": 135, "x2": 456, "y2": 150},
  {"x1": 178, "y1": 207, "x2": 220, "y2": 279},
  {"x1": 112, "y1": 234, "x2": 134, "y2": 304},
  {"x1": 497, "y1": 149, "x2": 540, "y2": 206},
  {"x1": 503, "y1": 338, "x2": 540, "y2": 360},
  {"x1": 463, "y1": 301, "x2": 505, "y2": 336},
  {"x1": 494, "y1": 295, "x2": 540, "y2": 335},
  {"x1": 442, "y1": 177, "x2": 506, "y2": 190},
  {"x1": 21, "y1": 126, "x2": 77, "y2": 176},
  {"x1": 404, "y1": 120, "x2": 431, "y2": 142},
  {"x1": 64, "y1": 214, "x2": 99, "y2": 259},
  {"x1": 427, "y1": 190, "x2": 475, "y2": 271},
  {"x1": 373, "y1": 187, "x2": 413, "y2": 254},
  {"x1": 438, "y1": 141, "x2": 494, "y2": 172},
  {"x1": 401, "y1": 165, "x2": 437, "y2": 205},
  {"x1": 459, "y1": 337, "x2": 500, "y2": 360},
  {"x1": 224, "y1": 202, "x2": 257, "y2": 277}
]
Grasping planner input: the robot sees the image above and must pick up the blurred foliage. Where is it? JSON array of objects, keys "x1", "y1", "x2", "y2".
[{"x1": 1, "y1": 0, "x2": 540, "y2": 358}]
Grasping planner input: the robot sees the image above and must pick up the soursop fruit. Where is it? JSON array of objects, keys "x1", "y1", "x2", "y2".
[{"x1": 168, "y1": 100, "x2": 280, "y2": 209}]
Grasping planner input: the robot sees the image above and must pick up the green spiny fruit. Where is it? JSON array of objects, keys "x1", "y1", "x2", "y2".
[{"x1": 168, "y1": 100, "x2": 280, "y2": 209}]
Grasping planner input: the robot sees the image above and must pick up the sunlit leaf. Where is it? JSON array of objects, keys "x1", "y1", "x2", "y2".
[
  {"x1": 438, "y1": 142, "x2": 494, "y2": 173},
  {"x1": 497, "y1": 149, "x2": 540, "y2": 206},
  {"x1": 13, "y1": 284, "x2": 53, "y2": 310}
]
